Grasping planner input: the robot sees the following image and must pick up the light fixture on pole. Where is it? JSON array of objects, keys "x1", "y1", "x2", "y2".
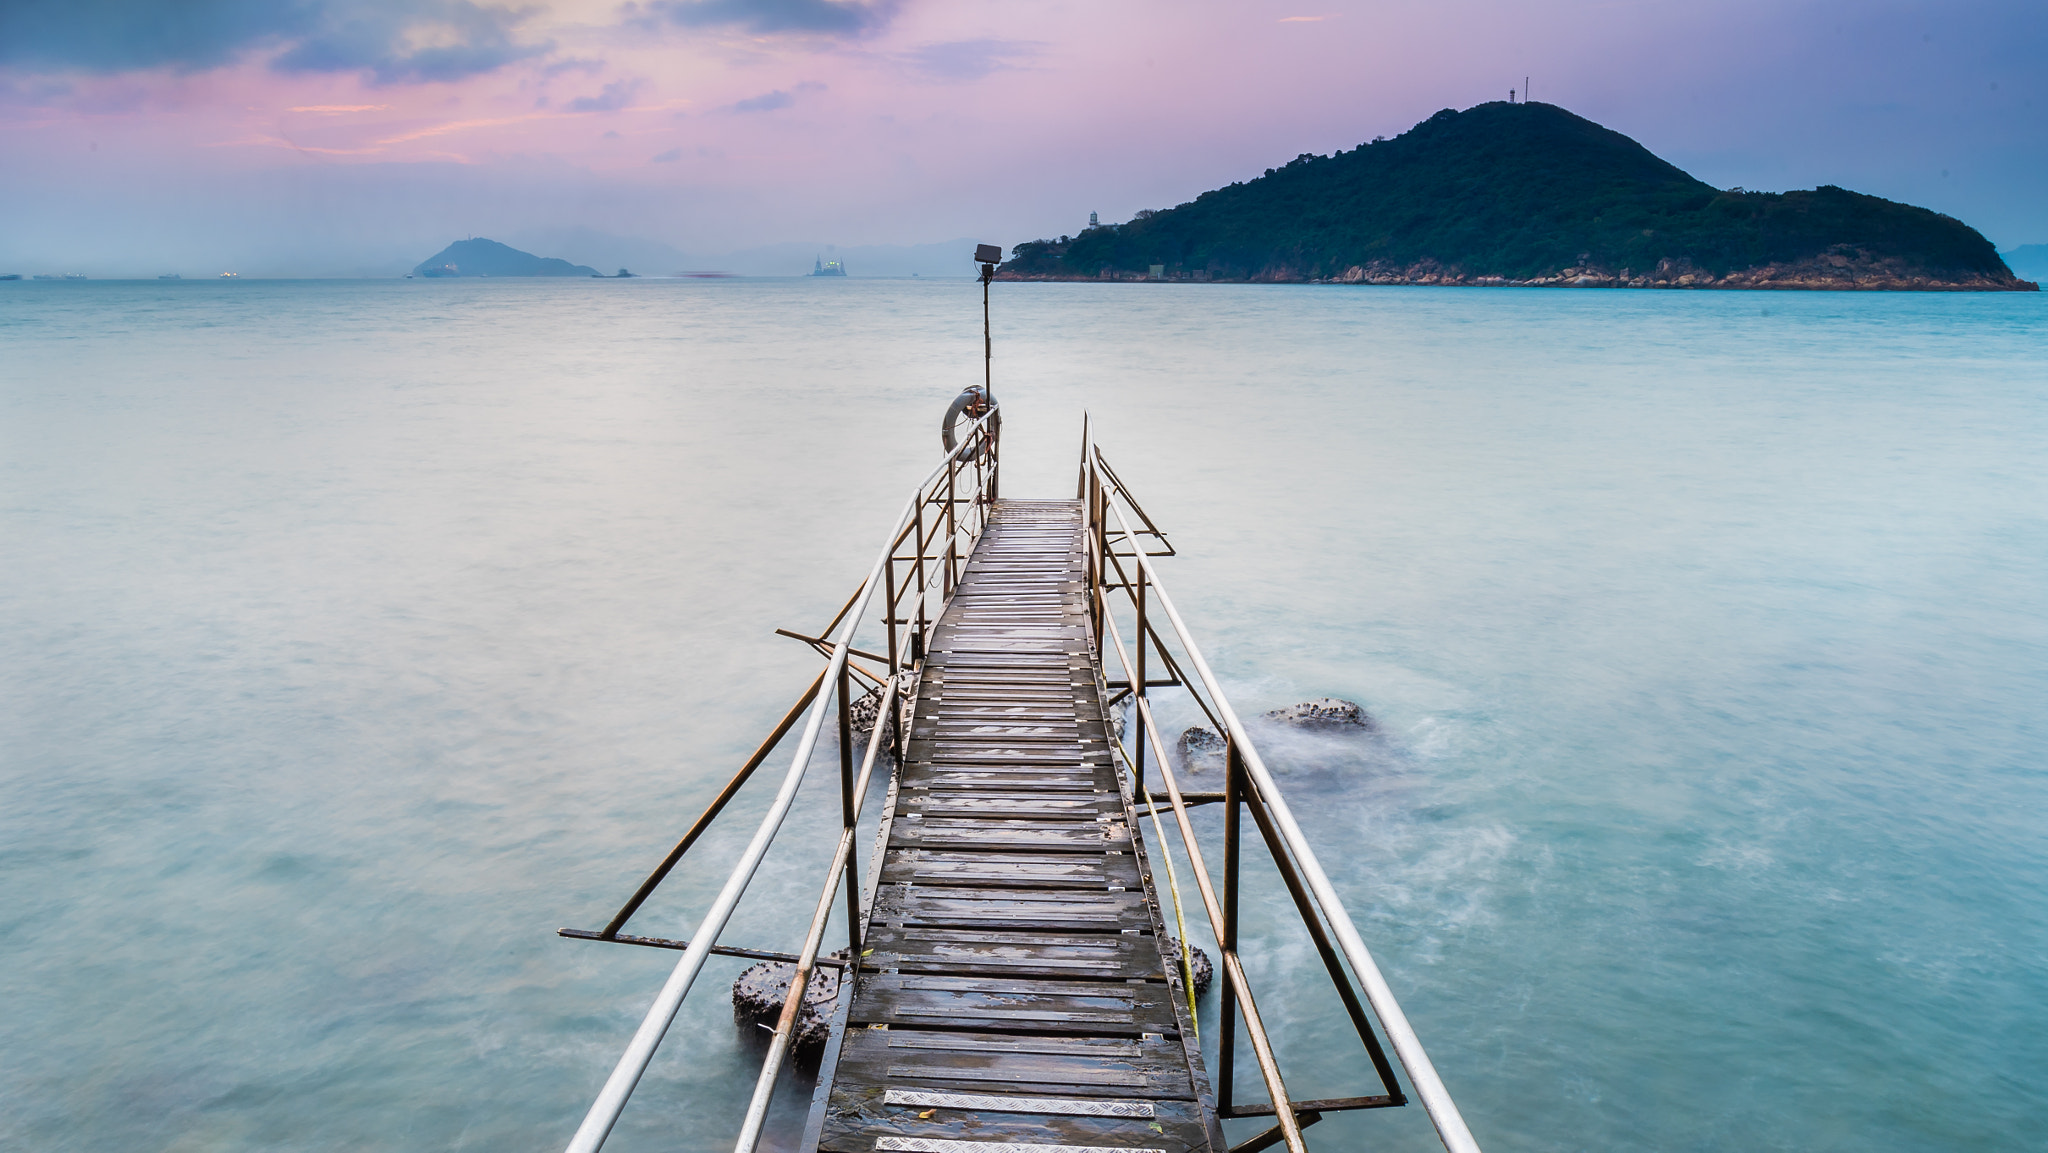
[{"x1": 975, "y1": 243, "x2": 1001, "y2": 409}]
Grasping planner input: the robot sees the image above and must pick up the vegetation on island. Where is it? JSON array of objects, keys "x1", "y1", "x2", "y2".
[{"x1": 1002, "y1": 102, "x2": 2032, "y2": 290}]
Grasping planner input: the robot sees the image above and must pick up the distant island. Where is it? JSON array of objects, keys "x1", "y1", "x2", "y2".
[
  {"x1": 1002, "y1": 103, "x2": 2034, "y2": 291},
  {"x1": 413, "y1": 238, "x2": 598, "y2": 278}
]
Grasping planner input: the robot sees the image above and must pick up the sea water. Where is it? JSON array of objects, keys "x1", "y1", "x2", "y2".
[{"x1": 1, "y1": 278, "x2": 2043, "y2": 1152}]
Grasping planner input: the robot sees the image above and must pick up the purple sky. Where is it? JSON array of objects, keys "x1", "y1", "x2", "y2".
[{"x1": 3, "y1": 0, "x2": 2043, "y2": 274}]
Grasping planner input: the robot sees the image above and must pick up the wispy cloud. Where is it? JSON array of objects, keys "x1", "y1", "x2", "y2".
[
  {"x1": 0, "y1": 0, "x2": 550, "y2": 84},
  {"x1": 568, "y1": 78, "x2": 647, "y2": 113},
  {"x1": 289, "y1": 105, "x2": 393, "y2": 113},
  {"x1": 896, "y1": 39, "x2": 1042, "y2": 81},
  {"x1": 1278, "y1": 15, "x2": 1329, "y2": 22},
  {"x1": 728, "y1": 80, "x2": 823, "y2": 112},
  {"x1": 733, "y1": 89, "x2": 794, "y2": 112},
  {"x1": 651, "y1": 146, "x2": 682, "y2": 161},
  {"x1": 628, "y1": 0, "x2": 899, "y2": 37},
  {"x1": 375, "y1": 113, "x2": 545, "y2": 144}
]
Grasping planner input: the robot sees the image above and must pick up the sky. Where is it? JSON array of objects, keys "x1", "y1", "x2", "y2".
[{"x1": 2, "y1": 0, "x2": 2044, "y2": 275}]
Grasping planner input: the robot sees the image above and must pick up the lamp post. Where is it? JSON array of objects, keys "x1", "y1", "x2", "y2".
[
  {"x1": 974, "y1": 243, "x2": 1002, "y2": 499},
  {"x1": 974, "y1": 243, "x2": 1001, "y2": 408}
]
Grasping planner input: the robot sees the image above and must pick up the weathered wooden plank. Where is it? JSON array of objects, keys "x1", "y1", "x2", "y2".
[
  {"x1": 818, "y1": 1096, "x2": 1210, "y2": 1152},
  {"x1": 889, "y1": 818, "x2": 1132, "y2": 852},
  {"x1": 848, "y1": 972, "x2": 1181, "y2": 1035},
  {"x1": 812, "y1": 499, "x2": 1218, "y2": 1153},
  {"x1": 878, "y1": 850, "x2": 1142, "y2": 891},
  {"x1": 863, "y1": 927, "x2": 1165, "y2": 981},
  {"x1": 873, "y1": 886, "x2": 1152, "y2": 933}
]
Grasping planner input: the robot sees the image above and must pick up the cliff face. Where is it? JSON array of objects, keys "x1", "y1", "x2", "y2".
[
  {"x1": 413, "y1": 238, "x2": 599, "y2": 277},
  {"x1": 1004, "y1": 104, "x2": 2034, "y2": 290}
]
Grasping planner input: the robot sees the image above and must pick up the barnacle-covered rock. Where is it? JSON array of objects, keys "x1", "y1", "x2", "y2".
[
  {"x1": 1263, "y1": 698, "x2": 1377, "y2": 731},
  {"x1": 1175, "y1": 726, "x2": 1226, "y2": 772},
  {"x1": 731, "y1": 955, "x2": 843, "y2": 1057}
]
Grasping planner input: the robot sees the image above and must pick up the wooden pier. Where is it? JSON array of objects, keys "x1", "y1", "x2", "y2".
[
  {"x1": 559, "y1": 408, "x2": 1478, "y2": 1153},
  {"x1": 808, "y1": 499, "x2": 1223, "y2": 1151}
]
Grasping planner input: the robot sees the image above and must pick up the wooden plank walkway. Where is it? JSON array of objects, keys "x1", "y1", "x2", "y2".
[{"x1": 813, "y1": 499, "x2": 1224, "y2": 1153}]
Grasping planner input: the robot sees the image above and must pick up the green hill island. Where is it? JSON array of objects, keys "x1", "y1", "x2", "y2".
[{"x1": 1001, "y1": 102, "x2": 2034, "y2": 290}]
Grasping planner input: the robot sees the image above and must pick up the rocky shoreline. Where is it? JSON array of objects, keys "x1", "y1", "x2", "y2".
[{"x1": 1000, "y1": 251, "x2": 2036, "y2": 291}]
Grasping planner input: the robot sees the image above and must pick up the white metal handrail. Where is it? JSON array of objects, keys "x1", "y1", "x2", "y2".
[
  {"x1": 562, "y1": 410, "x2": 997, "y2": 1153},
  {"x1": 1096, "y1": 456, "x2": 1482, "y2": 1153}
]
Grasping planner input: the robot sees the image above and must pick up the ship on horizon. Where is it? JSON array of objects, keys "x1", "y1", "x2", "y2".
[{"x1": 808, "y1": 256, "x2": 846, "y2": 277}]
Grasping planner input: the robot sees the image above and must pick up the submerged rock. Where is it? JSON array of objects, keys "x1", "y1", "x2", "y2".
[
  {"x1": 1175, "y1": 700, "x2": 1376, "y2": 768},
  {"x1": 1163, "y1": 938, "x2": 1214, "y2": 995},
  {"x1": 731, "y1": 955, "x2": 843, "y2": 1057},
  {"x1": 1263, "y1": 698, "x2": 1377, "y2": 731},
  {"x1": 1175, "y1": 726, "x2": 1226, "y2": 772},
  {"x1": 849, "y1": 673, "x2": 915, "y2": 740}
]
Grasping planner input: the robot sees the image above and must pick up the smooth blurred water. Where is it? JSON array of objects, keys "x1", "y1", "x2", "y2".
[{"x1": 2, "y1": 278, "x2": 2043, "y2": 1152}]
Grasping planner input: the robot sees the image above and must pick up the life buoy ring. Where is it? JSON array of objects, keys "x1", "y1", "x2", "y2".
[{"x1": 941, "y1": 386, "x2": 992, "y2": 460}]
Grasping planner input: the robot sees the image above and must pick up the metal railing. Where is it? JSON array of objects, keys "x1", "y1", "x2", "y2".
[
  {"x1": 556, "y1": 407, "x2": 1000, "y2": 1153},
  {"x1": 1080, "y1": 420, "x2": 1482, "y2": 1153}
]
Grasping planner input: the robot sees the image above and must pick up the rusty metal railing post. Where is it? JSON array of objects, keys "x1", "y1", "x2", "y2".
[
  {"x1": 1221, "y1": 735, "x2": 1243, "y2": 1115},
  {"x1": 1094, "y1": 492, "x2": 1482, "y2": 1153},
  {"x1": 944, "y1": 460, "x2": 959, "y2": 596},
  {"x1": 836, "y1": 662, "x2": 862, "y2": 957},
  {"x1": 884, "y1": 553, "x2": 899, "y2": 676},
  {"x1": 1133, "y1": 562, "x2": 1148, "y2": 798},
  {"x1": 1129, "y1": 694, "x2": 1306, "y2": 1153},
  {"x1": 597, "y1": 671, "x2": 828, "y2": 941},
  {"x1": 1240, "y1": 769, "x2": 1406, "y2": 1106},
  {"x1": 731, "y1": 676, "x2": 898, "y2": 1153},
  {"x1": 1076, "y1": 413, "x2": 1089, "y2": 500},
  {"x1": 563, "y1": 410, "x2": 995, "y2": 1153},
  {"x1": 912, "y1": 495, "x2": 928, "y2": 665},
  {"x1": 1088, "y1": 459, "x2": 1104, "y2": 655}
]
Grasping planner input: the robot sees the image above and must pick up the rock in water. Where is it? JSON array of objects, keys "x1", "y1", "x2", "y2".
[
  {"x1": 1175, "y1": 726, "x2": 1226, "y2": 772},
  {"x1": 731, "y1": 957, "x2": 842, "y2": 1057},
  {"x1": 1163, "y1": 938, "x2": 1214, "y2": 995},
  {"x1": 1263, "y1": 698, "x2": 1376, "y2": 731},
  {"x1": 849, "y1": 673, "x2": 914, "y2": 741}
]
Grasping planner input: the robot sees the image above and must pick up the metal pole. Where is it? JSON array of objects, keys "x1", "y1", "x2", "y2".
[
  {"x1": 912, "y1": 498, "x2": 928, "y2": 664},
  {"x1": 1131, "y1": 694, "x2": 1305, "y2": 1153},
  {"x1": 1133, "y1": 565, "x2": 1148, "y2": 798},
  {"x1": 1240, "y1": 767, "x2": 1406, "y2": 1101},
  {"x1": 836, "y1": 664, "x2": 862, "y2": 956},
  {"x1": 1088, "y1": 462, "x2": 1104, "y2": 655},
  {"x1": 564, "y1": 412, "x2": 996, "y2": 1153},
  {"x1": 562, "y1": 665, "x2": 843, "y2": 1153},
  {"x1": 1221, "y1": 736, "x2": 1242, "y2": 1115},
  {"x1": 599, "y1": 671, "x2": 827, "y2": 940},
  {"x1": 986, "y1": 405, "x2": 1000, "y2": 504},
  {"x1": 1098, "y1": 498, "x2": 1481, "y2": 1153},
  {"x1": 731, "y1": 677, "x2": 896, "y2": 1153},
  {"x1": 1076, "y1": 413, "x2": 1089, "y2": 500},
  {"x1": 884, "y1": 555, "x2": 899, "y2": 675},
  {"x1": 944, "y1": 462, "x2": 958, "y2": 596}
]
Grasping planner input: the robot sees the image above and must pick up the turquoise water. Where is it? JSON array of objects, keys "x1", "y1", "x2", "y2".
[{"x1": 2, "y1": 279, "x2": 2043, "y2": 1152}]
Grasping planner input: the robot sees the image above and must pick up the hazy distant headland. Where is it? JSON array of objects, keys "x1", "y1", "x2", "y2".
[
  {"x1": 1002, "y1": 103, "x2": 2035, "y2": 291},
  {"x1": 413, "y1": 238, "x2": 599, "y2": 278}
]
